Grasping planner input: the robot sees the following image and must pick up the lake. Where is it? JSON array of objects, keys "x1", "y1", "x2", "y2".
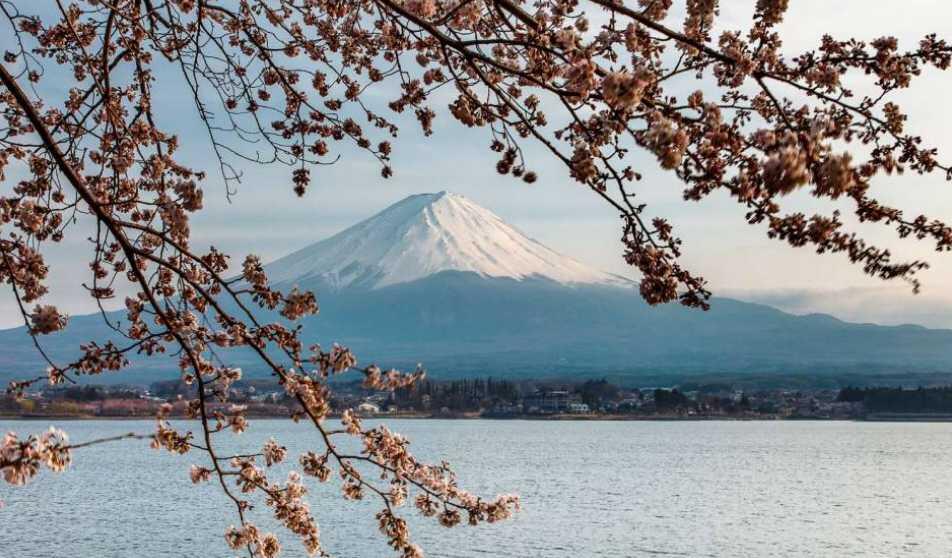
[{"x1": 2, "y1": 419, "x2": 952, "y2": 557}]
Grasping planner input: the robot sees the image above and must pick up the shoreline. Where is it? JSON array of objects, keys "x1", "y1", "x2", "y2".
[{"x1": 4, "y1": 413, "x2": 951, "y2": 422}]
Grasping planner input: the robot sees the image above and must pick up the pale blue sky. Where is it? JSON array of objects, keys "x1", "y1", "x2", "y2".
[{"x1": 6, "y1": 1, "x2": 952, "y2": 328}]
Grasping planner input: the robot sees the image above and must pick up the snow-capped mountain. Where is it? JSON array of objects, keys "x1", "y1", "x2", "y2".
[
  {"x1": 3, "y1": 191, "x2": 952, "y2": 386},
  {"x1": 264, "y1": 191, "x2": 631, "y2": 289}
]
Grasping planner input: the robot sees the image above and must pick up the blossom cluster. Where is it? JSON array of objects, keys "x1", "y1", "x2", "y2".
[{"x1": 1, "y1": 427, "x2": 71, "y2": 486}]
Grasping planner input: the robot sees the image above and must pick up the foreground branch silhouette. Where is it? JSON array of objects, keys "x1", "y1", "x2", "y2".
[{"x1": 2, "y1": 1, "x2": 952, "y2": 556}]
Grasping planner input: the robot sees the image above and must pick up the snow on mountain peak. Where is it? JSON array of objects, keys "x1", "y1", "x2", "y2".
[{"x1": 264, "y1": 191, "x2": 631, "y2": 289}]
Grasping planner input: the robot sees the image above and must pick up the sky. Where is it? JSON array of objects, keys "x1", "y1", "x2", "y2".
[{"x1": 6, "y1": 1, "x2": 952, "y2": 329}]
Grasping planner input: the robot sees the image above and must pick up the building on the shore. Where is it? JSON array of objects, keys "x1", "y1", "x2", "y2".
[
  {"x1": 523, "y1": 390, "x2": 584, "y2": 414},
  {"x1": 357, "y1": 402, "x2": 380, "y2": 414},
  {"x1": 567, "y1": 402, "x2": 590, "y2": 414}
]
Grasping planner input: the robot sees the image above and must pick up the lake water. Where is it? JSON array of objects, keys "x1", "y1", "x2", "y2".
[{"x1": 2, "y1": 419, "x2": 952, "y2": 557}]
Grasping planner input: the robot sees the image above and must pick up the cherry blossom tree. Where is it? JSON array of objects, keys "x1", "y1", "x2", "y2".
[{"x1": 2, "y1": 0, "x2": 952, "y2": 556}]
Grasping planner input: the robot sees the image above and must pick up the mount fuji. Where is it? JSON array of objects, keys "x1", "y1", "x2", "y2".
[
  {"x1": 2, "y1": 191, "x2": 952, "y2": 386},
  {"x1": 264, "y1": 191, "x2": 630, "y2": 290}
]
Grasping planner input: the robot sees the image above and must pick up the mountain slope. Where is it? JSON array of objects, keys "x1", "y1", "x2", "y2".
[{"x1": 292, "y1": 271, "x2": 952, "y2": 379}]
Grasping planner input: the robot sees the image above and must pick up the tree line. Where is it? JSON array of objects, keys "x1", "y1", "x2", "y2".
[{"x1": 837, "y1": 386, "x2": 952, "y2": 413}]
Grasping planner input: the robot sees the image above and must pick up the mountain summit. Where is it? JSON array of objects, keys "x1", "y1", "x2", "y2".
[{"x1": 264, "y1": 191, "x2": 630, "y2": 289}]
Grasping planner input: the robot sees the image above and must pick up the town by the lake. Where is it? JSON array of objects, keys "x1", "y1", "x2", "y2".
[{"x1": 6, "y1": 378, "x2": 952, "y2": 422}]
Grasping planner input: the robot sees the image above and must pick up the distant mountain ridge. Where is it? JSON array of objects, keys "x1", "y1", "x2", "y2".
[{"x1": 1, "y1": 192, "x2": 951, "y2": 386}]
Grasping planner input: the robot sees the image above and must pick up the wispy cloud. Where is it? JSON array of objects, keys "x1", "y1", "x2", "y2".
[{"x1": 723, "y1": 286, "x2": 952, "y2": 329}]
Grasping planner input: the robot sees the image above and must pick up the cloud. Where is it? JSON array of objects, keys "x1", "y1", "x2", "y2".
[{"x1": 724, "y1": 286, "x2": 952, "y2": 329}]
